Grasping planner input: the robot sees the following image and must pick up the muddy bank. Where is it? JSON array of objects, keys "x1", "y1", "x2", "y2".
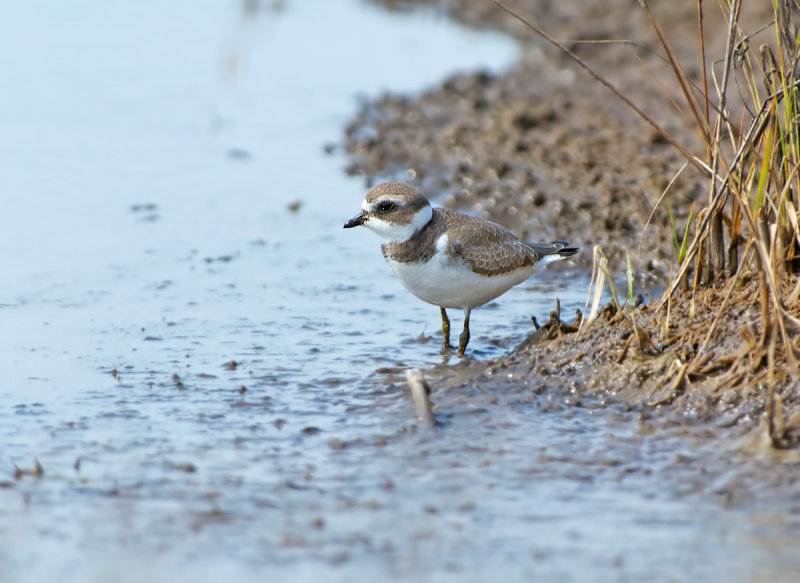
[
  {"x1": 515, "y1": 278, "x2": 800, "y2": 448},
  {"x1": 343, "y1": 0, "x2": 800, "y2": 445}
]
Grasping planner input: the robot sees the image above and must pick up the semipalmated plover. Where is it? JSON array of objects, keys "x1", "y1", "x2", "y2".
[{"x1": 344, "y1": 182, "x2": 577, "y2": 356}]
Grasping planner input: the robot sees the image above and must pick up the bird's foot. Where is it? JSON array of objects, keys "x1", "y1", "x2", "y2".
[{"x1": 457, "y1": 331, "x2": 470, "y2": 357}]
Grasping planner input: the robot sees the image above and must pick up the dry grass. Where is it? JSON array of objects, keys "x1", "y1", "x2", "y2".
[{"x1": 495, "y1": 0, "x2": 800, "y2": 447}]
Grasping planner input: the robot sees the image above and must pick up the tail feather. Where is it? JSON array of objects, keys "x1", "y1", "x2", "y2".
[{"x1": 527, "y1": 240, "x2": 579, "y2": 262}]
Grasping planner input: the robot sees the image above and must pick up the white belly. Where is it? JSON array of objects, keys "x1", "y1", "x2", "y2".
[{"x1": 386, "y1": 254, "x2": 533, "y2": 309}]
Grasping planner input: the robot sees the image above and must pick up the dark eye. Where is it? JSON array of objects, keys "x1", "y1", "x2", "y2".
[{"x1": 377, "y1": 201, "x2": 395, "y2": 213}]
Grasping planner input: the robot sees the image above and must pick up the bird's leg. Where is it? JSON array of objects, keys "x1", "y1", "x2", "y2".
[
  {"x1": 440, "y1": 307, "x2": 451, "y2": 352},
  {"x1": 458, "y1": 308, "x2": 471, "y2": 356}
]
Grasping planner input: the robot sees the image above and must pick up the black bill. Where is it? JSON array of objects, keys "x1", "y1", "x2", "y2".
[{"x1": 343, "y1": 213, "x2": 367, "y2": 228}]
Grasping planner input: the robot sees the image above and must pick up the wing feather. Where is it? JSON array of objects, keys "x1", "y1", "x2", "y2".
[{"x1": 439, "y1": 210, "x2": 536, "y2": 276}]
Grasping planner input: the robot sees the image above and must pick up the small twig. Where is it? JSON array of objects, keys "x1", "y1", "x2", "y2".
[
  {"x1": 648, "y1": 362, "x2": 689, "y2": 406},
  {"x1": 405, "y1": 369, "x2": 437, "y2": 431},
  {"x1": 617, "y1": 334, "x2": 635, "y2": 364},
  {"x1": 555, "y1": 352, "x2": 586, "y2": 369},
  {"x1": 696, "y1": 354, "x2": 739, "y2": 377}
]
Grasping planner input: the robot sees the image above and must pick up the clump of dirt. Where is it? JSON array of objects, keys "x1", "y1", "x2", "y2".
[{"x1": 343, "y1": 0, "x2": 800, "y2": 446}]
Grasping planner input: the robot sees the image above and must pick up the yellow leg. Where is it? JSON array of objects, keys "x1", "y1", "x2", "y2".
[
  {"x1": 457, "y1": 308, "x2": 471, "y2": 356},
  {"x1": 440, "y1": 307, "x2": 451, "y2": 352}
]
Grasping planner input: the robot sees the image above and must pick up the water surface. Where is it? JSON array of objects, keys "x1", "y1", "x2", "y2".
[{"x1": 1, "y1": 1, "x2": 799, "y2": 582}]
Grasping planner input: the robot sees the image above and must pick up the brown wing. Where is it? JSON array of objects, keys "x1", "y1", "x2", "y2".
[{"x1": 439, "y1": 209, "x2": 537, "y2": 276}]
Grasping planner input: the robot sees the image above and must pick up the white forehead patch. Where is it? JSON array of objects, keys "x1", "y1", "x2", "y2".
[{"x1": 362, "y1": 198, "x2": 405, "y2": 213}]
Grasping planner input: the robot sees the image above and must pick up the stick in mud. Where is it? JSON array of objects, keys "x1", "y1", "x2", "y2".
[{"x1": 405, "y1": 368, "x2": 437, "y2": 430}]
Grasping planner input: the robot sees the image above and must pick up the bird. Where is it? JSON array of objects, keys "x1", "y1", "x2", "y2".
[{"x1": 343, "y1": 182, "x2": 577, "y2": 356}]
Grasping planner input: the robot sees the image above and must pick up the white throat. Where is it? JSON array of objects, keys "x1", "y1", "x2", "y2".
[{"x1": 363, "y1": 203, "x2": 432, "y2": 244}]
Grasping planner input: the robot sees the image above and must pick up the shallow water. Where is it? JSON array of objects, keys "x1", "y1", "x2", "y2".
[{"x1": 2, "y1": 1, "x2": 800, "y2": 582}]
